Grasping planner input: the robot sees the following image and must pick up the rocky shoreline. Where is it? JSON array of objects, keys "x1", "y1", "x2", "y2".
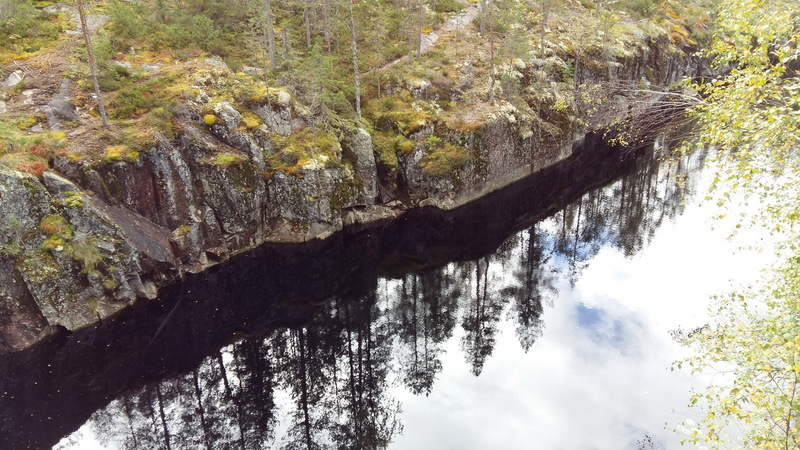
[{"x1": 0, "y1": 30, "x2": 701, "y2": 353}]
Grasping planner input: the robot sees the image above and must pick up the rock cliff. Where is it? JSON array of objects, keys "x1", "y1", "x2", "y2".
[{"x1": 0, "y1": 34, "x2": 699, "y2": 353}]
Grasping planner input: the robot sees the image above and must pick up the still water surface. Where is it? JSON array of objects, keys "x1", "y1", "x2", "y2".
[{"x1": 37, "y1": 144, "x2": 774, "y2": 449}]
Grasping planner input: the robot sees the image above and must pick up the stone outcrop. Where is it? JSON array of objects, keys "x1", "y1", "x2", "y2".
[
  {"x1": 0, "y1": 34, "x2": 700, "y2": 353},
  {"x1": 0, "y1": 167, "x2": 169, "y2": 353},
  {"x1": 44, "y1": 79, "x2": 79, "y2": 130}
]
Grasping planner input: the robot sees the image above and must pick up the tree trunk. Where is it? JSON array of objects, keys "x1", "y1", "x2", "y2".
[
  {"x1": 347, "y1": 0, "x2": 362, "y2": 120},
  {"x1": 323, "y1": 0, "x2": 332, "y2": 53},
  {"x1": 155, "y1": 384, "x2": 172, "y2": 450},
  {"x1": 455, "y1": 16, "x2": 460, "y2": 57},
  {"x1": 76, "y1": 0, "x2": 108, "y2": 128},
  {"x1": 191, "y1": 370, "x2": 213, "y2": 450},
  {"x1": 264, "y1": 0, "x2": 276, "y2": 67},
  {"x1": 540, "y1": 0, "x2": 550, "y2": 59},
  {"x1": 479, "y1": 0, "x2": 486, "y2": 36},
  {"x1": 282, "y1": 27, "x2": 290, "y2": 60},
  {"x1": 407, "y1": 0, "x2": 415, "y2": 63},
  {"x1": 488, "y1": 0, "x2": 495, "y2": 104},
  {"x1": 416, "y1": 0, "x2": 423, "y2": 58},
  {"x1": 297, "y1": 329, "x2": 313, "y2": 450},
  {"x1": 595, "y1": 0, "x2": 602, "y2": 37},
  {"x1": 304, "y1": 0, "x2": 311, "y2": 50}
]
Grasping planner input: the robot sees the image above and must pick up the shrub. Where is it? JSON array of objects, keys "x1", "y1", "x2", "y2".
[
  {"x1": 372, "y1": 131, "x2": 401, "y2": 169},
  {"x1": 108, "y1": 79, "x2": 168, "y2": 119},
  {"x1": 0, "y1": 0, "x2": 37, "y2": 41},
  {"x1": 17, "y1": 160, "x2": 46, "y2": 176},
  {"x1": 97, "y1": 62, "x2": 133, "y2": 92},
  {"x1": 618, "y1": 0, "x2": 658, "y2": 18},
  {"x1": 431, "y1": 0, "x2": 464, "y2": 13},
  {"x1": 141, "y1": 107, "x2": 175, "y2": 139},
  {"x1": 106, "y1": 1, "x2": 153, "y2": 43}
]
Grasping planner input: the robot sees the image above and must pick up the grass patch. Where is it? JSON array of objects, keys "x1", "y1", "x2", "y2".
[
  {"x1": 107, "y1": 76, "x2": 174, "y2": 119},
  {"x1": 0, "y1": 122, "x2": 67, "y2": 176},
  {"x1": 431, "y1": 0, "x2": 464, "y2": 13}
]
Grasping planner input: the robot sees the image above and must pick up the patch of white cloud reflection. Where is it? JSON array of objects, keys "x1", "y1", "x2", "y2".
[{"x1": 389, "y1": 162, "x2": 776, "y2": 450}]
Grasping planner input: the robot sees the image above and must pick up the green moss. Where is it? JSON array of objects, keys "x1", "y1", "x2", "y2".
[
  {"x1": 63, "y1": 191, "x2": 85, "y2": 208},
  {"x1": 102, "y1": 278, "x2": 119, "y2": 291},
  {"x1": 97, "y1": 126, "x2": 157, "y2": 159},
  {"x1": 141, "y1": 107, "x2": 176, "y2": 140},
  {"x1": 104, "y1": 145, "x2": 139, "y2": 163},
  {"x1": 41, "y1": 235, "x2": 65, "y2": 251},
  {"x1": 209, "y1": 152, "x2": 249, "y2": 169},
  {"x1": 107, "y1": 76, "x2": 175, "y2": 119},
  {"x1": 64, "y1": 238, "x2": 104, "y2": 273},
  {"x1": 227, "y1": 162, "x2": 259, "y2": 192},
  {"x1": 87, "y1": 296, "x2": 99, "y2": 314},
  {"x1": 396, "y1": 136, "x2": 416, "y2": 154},
  {"x1": 329, "y1": 177, "x2": 364, "y2": 210},
  {"x1": 421, "y1": 142, "x2": 470, "y2": 177},
  {"x1": 174, "y1": 225, "x2": 192, "y2": 236},
  {"x1": 40, "y1": 214, "x2": 73, "y2": 238},
  {"x1": 372, "y1": 131, "x2": 401, "y2": 169},
  {"x1": 18, "y1": 251, "x2": 61, "y2": 284},
  {"x1": 365, "y1": 93, "x2": 431, "y2": 136},
  {"x1": 241, "y1": 112, "x2": 261, "y2": 130},
  {"x1": 15, "y1": 116, "x2": 39, "y2": 130},
  {"x1": 271, "y1": 127, "x2": 342, "y2": 172}
]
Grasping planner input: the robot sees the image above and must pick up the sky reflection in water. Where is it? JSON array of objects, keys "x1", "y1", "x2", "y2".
[
  {"x1": 58, "y1": 149, "x2": 775, "y2": 450},
  {"x1": 389, "y1": 162, "x2": 771, "y2": 450}
]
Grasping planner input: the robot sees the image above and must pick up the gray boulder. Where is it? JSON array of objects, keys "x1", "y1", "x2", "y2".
[
  {"x1": 346, "y1": 128, "x2": 378, "y2": 205},
  {"x1": 45, "y1": 79, "x2": 79, "y2": 130},
  {"x1": 2, "y1": 71, "x2": 23, "y2": 88}
]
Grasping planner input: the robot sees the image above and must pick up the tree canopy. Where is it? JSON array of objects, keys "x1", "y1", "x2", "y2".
[{"x1": 678, "y1": 0, "x2": 800, "y2": 447}]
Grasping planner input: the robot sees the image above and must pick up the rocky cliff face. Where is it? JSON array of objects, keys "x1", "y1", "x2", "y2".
[{"x1": 0, "y1": 36, "x2": 699, "y2": 354}]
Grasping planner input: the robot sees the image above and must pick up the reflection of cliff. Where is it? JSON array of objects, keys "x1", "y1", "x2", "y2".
[
  {"x1": 83, "y1": 298, "x2": 400, "y2": 450},
  {"x1": 1, "y1": 136, "x2": 703, "y2": 449},
  {"x1": 74, "y1": 146, "x2": 704, "y2": 449}
]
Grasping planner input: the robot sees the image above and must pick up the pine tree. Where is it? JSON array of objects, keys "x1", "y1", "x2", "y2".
[
  {"x1": 347, "y1": 0, "x2": 362, "y2": 121},
  {"x1": 75, "y1": 0, "x2": 108, "y2": 128}
]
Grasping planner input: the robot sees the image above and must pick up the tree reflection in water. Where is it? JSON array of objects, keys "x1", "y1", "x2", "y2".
[{"x1": 63, "y1": 145, "x2": 705, "y2": 450}]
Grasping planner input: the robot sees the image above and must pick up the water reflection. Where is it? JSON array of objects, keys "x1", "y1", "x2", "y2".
[{"x1": 51, "y1": 141, "x2": 706, "y2": 450}]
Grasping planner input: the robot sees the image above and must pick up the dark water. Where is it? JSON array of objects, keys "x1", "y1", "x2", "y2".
[{"x1": 1, "y1": 135, "x2": 764, "y2": 450}]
